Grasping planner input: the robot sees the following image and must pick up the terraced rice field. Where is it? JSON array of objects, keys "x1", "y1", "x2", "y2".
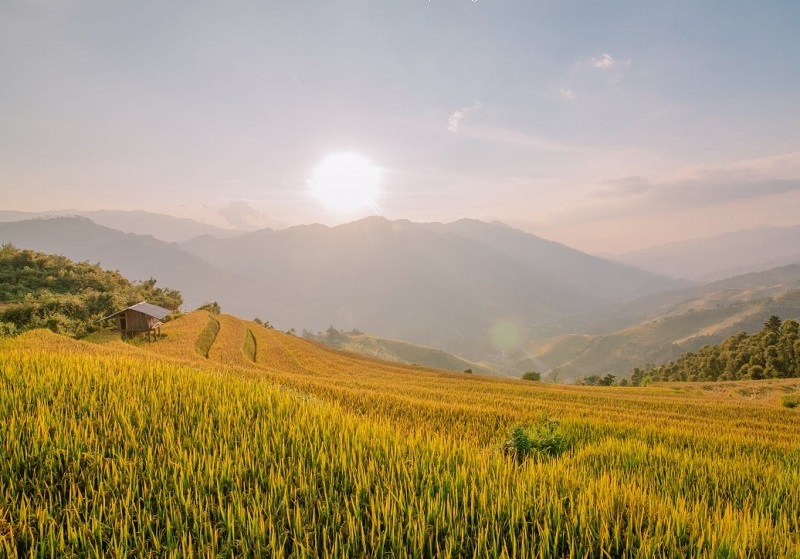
[{"x1": 1, "y1": 311, "x2": 798, "y2": 557}]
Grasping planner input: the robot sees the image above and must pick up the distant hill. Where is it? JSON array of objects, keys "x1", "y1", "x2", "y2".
[
  {"x1": 636, "y1": 315, "x2": 800, "y2": 383},
  {"x1": 0, "y1": 209, "x2": 240, "y2": 243},
  {"x1": 0, "y1": 217, "x2": 258, "y2": 314},
  {"x1": 302, "y1": 327, "x2": 508, "y2": 377},
  {"x1": 528, "y1": 289, "x2": 800, "y2": 381},
  {"x1": 556, "y1": 262, "x2": 800, "y2": 338},
  {"x1": 613, "y1": 225, "x2": 800, "y2": 281},
  {"x1": 181, "y1": 216, "x2": 676, "y2": 360},
  {"x1": 10, "y1": 215, "x2": 799, "y2": 380}
]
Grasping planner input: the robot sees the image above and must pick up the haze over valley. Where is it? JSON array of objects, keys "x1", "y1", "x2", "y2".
[{"x1": 3, "y1": 212, "x2": 800, "y2": 381}]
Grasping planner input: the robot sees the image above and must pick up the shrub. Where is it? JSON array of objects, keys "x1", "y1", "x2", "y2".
[
  {"x1": 521, "y1": 371, "x2": 540, "y2": 381},
  {"x1": 502, "y1": 417, "x2": 570, "y2": 464},
  {"x1": 463, "y1": 368, "x2": 473, "y2": 374},
  {"x1": 781, "y1": 395, "x2": 799, "y2": 409},
  {"x1": 0, "y1": 321, "x2": 17, "y2": 337},
  {"x1": 197, "y1": 302, "x2": 221, "y2": 315}
]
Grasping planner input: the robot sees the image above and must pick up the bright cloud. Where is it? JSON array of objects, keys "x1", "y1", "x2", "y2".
[
  {"x1": 591, "y1": 53, "x2": 616, "y2": 69},
  {"x1": 448, "y1": 101, "x2": 482, "y2": 134}
]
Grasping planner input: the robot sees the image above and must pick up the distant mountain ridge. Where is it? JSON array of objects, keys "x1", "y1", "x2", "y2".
[
  {"x1": 0, "y1": 217, "x2": 257, "y2": 314},
  {"x1": 0, "y1": 209, "x2": 241, "y2": 243},
  {"x1": 0, "y1": 215, "x2": 677, "y2": 365},
  {"x1": 613, "y1": 225, "x2": 800, "y2": 281},
  {"x1": 180, "y1": 216, "x2": 677, "y2": 359},
  {"x1": 5, "y1": 214, "x2": 800, "y2": 380}
]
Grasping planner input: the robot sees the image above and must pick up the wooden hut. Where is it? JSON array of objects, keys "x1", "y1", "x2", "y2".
[{"x1": 101, "y1": 302, "x2": 172, "y2": 340}]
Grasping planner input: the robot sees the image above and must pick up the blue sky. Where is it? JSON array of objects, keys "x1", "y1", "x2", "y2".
[{"x1": 2, "y1": 0, "x2": 799, "y2": 252}]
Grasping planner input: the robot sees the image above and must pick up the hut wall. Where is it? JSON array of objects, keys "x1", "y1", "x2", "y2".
[{"x1": 124, "y1": 310, "x2": 155, "y2": 331}]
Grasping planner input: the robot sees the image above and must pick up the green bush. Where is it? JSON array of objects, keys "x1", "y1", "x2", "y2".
[
  {"x1": 781, "y1": 395, "x2": 799, "y2": 409},
  {"x1": 0, "y1": 321, "x2": 17, "y2": 337},
  {"x1": 521, "y1": 371, "x2": 540, "y2": 381},
  {"x1": 197, "y1": 302, "x2": 221, "y2": 315},
  {"x1": 502, "y1": 417, "x2": 570, "y2": 464}
]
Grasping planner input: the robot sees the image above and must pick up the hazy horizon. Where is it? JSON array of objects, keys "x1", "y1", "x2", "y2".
[
  {"x1": 6, "y1": 207, "x2": 800, "y2": 260},
  {"x1": 2, "y1": 1, "x2": 800, "y2": 253}
]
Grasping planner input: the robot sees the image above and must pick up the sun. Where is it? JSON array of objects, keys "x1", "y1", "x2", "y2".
[{"x1": 308, "y1": 152, "x2": 382, "y2": 213}]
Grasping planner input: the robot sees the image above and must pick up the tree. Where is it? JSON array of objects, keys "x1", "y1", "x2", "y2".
[
  {"x1": 197, "y1": 302, "x2": 221, "y2": 315},
  {"x1": 521, "y1": 371, "x2": 541, "y2": 381},
  {"x1": 600, "y1": 373, "x2": 616, "y2": 386},
  {"x1": 765, "y1": 315, "x2": 782, "y2": 333}
]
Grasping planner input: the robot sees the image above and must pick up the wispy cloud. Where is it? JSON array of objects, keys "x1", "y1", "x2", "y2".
[
  {"x1": 591, "y1": 53, "x2": 616, "y2": 69},
  {"x1": 589, "y1": 176, "x2": 652, "y2": 198},
  {"x1": 575, "y1": 151, "x2": 800, "y2": 222},
  {"x1": 559, "y1": 87, "x2": 576, "y2": 101},
  {"x1": 457, "y1": 125, "x2": 573, "y2": 153},
  {"x1": 558, "y1": 52, "x2": 631, "y2": 101},
  {"x1": 448, "y1": 101, "x2": 482, "y2": 134}
]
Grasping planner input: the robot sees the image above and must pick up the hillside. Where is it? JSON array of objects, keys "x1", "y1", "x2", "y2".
[
  {"x1": 0, "y1": 215, "x2": 676, "y2": 365},
  {"x1": 1, "y1": 312, "x2": 798, "y2": 556},
  {"x1": 0, "y1": 245, "x2": 181, "y2": 337},
  {"x1": 635, "y1": 315, "x2": 800, "y2": 383},
  {"x1": 0, "y1": 217, "x2": 260, "y2": 314},
  {"x1": 528, "y1": 289, "x2": 800, "y2": 381},
  {"x1": 302, "y1": 327, "x2": 507, "y2": 377},
  {"x1": 181, "y1": 216, "x2": 676, "y2": 359}
]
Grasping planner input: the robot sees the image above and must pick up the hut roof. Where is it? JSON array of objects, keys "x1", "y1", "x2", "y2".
[{"x1": 100, "y1": 301, "x2": 172, "y2": 321}]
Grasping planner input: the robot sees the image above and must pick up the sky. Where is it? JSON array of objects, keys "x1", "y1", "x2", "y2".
[{"x1": 2, "y1": 0, "x2": 800, "y2": 254}]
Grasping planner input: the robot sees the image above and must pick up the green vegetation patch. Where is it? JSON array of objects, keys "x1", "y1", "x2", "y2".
[
  {"x1": 194, "y1": 316, "x2": 220, "y2": 358},
  {"x1": 502, "y1": 417, "x2": 571, "y2": 463},
  {"x1": 0, "y1": 244, "x2": 181, "y2": 338},
  {"x1": 782, "y1": 395, "x2": 800, "y2": 408},
  {"x1": 243, "y1": 328, "x2": 257, "y2": 362},
  {"x1": 633, "y1": 315, "x2": 800, "y2": 384}
]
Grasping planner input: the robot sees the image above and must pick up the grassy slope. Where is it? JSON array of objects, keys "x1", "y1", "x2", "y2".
[
  {"x1": 326, "y1": 333, "x2": 504, "y2": 377},
  {"x1": 530, "y1": 289, "x2": 800, "y2": 380},
  {"x1": 1, "y1": 312, "x2": 799, "y2": 557}
]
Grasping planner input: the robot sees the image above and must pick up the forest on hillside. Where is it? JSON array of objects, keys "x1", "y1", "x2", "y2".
[
  {"x1": 0, "y1": 244, "x2": 182, "y2": 337},
  {"x1": 632, "y1": 315, "x2": 800, "y2": 384}
]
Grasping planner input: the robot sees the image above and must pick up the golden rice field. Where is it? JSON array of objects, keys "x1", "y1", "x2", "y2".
[{"x1": 1, "y1": 311, "x2": 799, "y2": 557}]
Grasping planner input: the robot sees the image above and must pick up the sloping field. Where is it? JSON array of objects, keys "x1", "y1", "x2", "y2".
[
  {"x1": 530, "y1": 291, "x2": 800, "y2": 380},
  {"x1": 312, "y1": 332, "x2": 502, "y2": 376},
  {"x1": 1, "y1": 312, "x2": 799, "y2": 557}
]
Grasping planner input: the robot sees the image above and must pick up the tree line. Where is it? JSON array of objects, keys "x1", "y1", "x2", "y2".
[
  {"x1": 631, "y1": 315, "x2": 800, "y2": 384},
  {"x1": 0, "y1": 244, "x2": 182, "y2": 337}
]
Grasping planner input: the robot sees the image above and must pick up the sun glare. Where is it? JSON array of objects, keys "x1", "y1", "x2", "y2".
[{"x1": 308, "y1": 152, "x2": 382, "y2": 213}]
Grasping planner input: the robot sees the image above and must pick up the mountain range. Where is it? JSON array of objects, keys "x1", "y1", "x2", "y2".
[
  {"x1": 179, "y1": 216, "x2": 676, "y2": 357},
  {"x1": 0, "y1": 215, "x2": 674, "y2": 361},
  {"x1": 0, "y1": 209, "x2": 240, "y2": 243},
  {"x1": 3, "y1": 212, "x2": 800, "y2": 380},
  {"x1": 613, "y1": 225, "x2": 800, "y2": 281}
]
